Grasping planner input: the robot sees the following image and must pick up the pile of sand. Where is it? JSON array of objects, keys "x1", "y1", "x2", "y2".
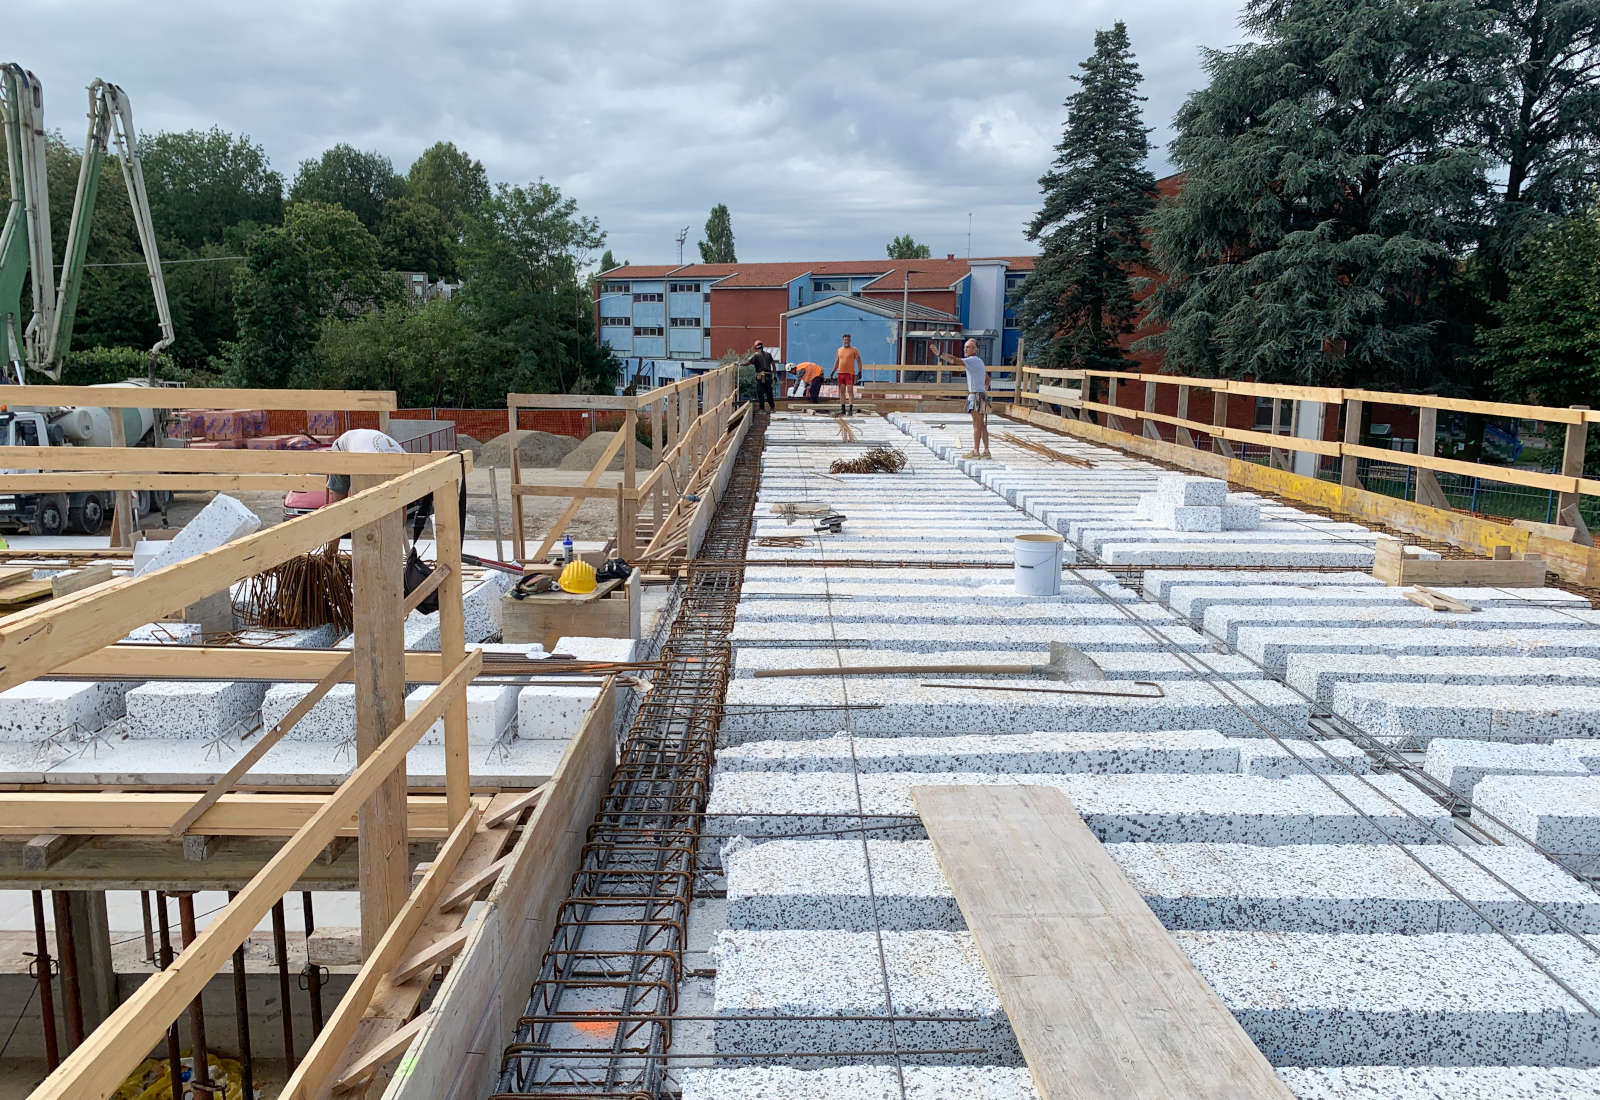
[
  {"x1": 456, "y1": 433, "x2": 484, "y2": 457},
  {"x1": 557, "y1": 430, "x2": 654, "y2": 472},
  {"x1": 475, "y1": 430, "x2": 582, "y2": 468}
]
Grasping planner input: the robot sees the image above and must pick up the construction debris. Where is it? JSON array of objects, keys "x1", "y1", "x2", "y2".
[
  {"x1": 999, "y1": 431, "x2": 1095, "y2": 468},
  {"x1": 237, "y1": 546, "x2": 354, "y2": 631},
  {"x1": 828, "y1": 446, "x2": 907, "y2": 475}
]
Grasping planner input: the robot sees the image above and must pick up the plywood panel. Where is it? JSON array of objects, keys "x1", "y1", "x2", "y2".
[{"x1": 913, "y1": 785, "x2": 1293, "y2": 1100}]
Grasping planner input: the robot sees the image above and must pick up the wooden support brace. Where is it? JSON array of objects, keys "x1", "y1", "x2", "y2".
[
  {"x1": 24, "y1": 834, "x2": 88, "y2": 871},
  {"x1": 390, "y1": 924, "x2": 471, "y2": 986},
  {"x1": 438, "y1": 854, "x2": 511, "y2": 913}
]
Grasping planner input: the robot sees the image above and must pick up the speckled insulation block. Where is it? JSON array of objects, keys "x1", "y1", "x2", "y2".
[
  {"x1": 722, "y1": 839, "x2": 1600, "y2": 935},
  {"x1": 517, "y1": 684, "x2": 602, "y2": 739},
  {"x1": 135, "y1": 493, "x2": 260, "y2": 575},
  {"x1": 711, "y1": 930, "x2": 1019, "y2": 1066},
  {"x1": 729, "y1": 646, "x2": 1267, "y2": 682},
  {"x1": 553, "y1": 634, "x2": 639, "y2": 662},
  {"x1": 260, "y1": 682, "x2": 356, "y2": 741},
  {"x1": 704, "y1": 772, "x2": 1448, "y2": 849},
  {"x1": 724, "y1": 839, "x2": 966, "y2": 931},
  {"x1": 123, "y1": 621, "x2": 201, "y2": 644},
  {"x1": 124, "y1": 680, "x2": 266, "y2": 739},
  {"x1": 1156, "y1": 474, "x2": 1228, "y2": 507},
  {"x1": 1475, "y1": 776, "x2": 1600, "y2": 858},
  {"x1": 1117, "y1": 843, "x2": 1600, "y2": 934},
  {"x1": 1221, "y1": 500, "x2": 1261, "y2": 530},
  {"x1": 1334, "y1": 682, "x2": 1600, "y2": 746},
  {"x1": 1206, "y1": 603, "x2": 1600, "y2": 647},
  {"x1": 1286, "y1": 654, "x2": 1600, "y2": 709},
  {"x1": 1558, "y1": 740, "x2": 1600, "y2": 770},
  {"x1": 719, "y1": 677, "x2": 1309, "y2": 741},
  {"x1": 404, "y1": 683, "x2": 518, "y2": 745},
  {"x1": 678, "y1": 1066, "x2": 1041, "y2": 1099},
  {"x1": 0, "y1": 680, "x2": 132, "y2": 737},
  {"x1": 731, "y1": 600, "x2": 1170, "y2": 626},
  {"x1": 1174, "y1": 931, "x2": 1600, "y2": 1066},
  {"x1": 1234, "y1": 738, "x2": 1372, "y2": 778},
  {"x1": 1142, "y1": 571, "x2": 1382, "y2": 603},
  {"x1": 1100, "y1": 543, "x2": 1381, "y2": 568},
  {"x1": 1276, "y1": 1066, "x2": 1600, "y2": 1099},
  {"x1": 1422, "y1": 739, "x2": 1589, "y2": 799},
  {"x1": 713, "y1": 730, "x2": 1242, "y2": 775},
  {"x1": 729, "y1": 619, "x2": 1211, "y2": 652},
  {"x1": 1236, "y1": 626, "x2": 1600, "y2": 672},
  {"x1": 1166, "y1": 583, "x2": 1590, "y2": 621}
]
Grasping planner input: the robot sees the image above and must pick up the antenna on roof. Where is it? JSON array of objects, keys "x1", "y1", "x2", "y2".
[{"x1": 676, "y1": 226, "x2": 690, "y2": 265}]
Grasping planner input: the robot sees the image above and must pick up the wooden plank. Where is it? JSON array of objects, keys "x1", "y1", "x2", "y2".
[
  {"x1": 433, "y1": 475, "x2": 471, "y2": 823},
  {"x1": 1342, "y1": 443, "x2": 1577, "y2": 494},
  {"x1": 483, "y1": 785, "x2": 545, "y2": 829},
  {"x1": 0, "y1": 455, "x2": 458, "y2": 693},
  {"x1": 1558, "y1": 409, "x2": 1590, "y2": 520},
  {"x1": 28, "y1": 649, "x2": 482, "y2": 1100},
  {"x1": 5, "y1": 472, "x2": 323, "y2": 492},
  {"x1": 530, "y1": 429, "x2": 627, "y2": 563},
  {"x1": 0, "y1": 567, "x2": 34, "y2": 589},
  {"x1": 390, "y1": 925, "x2": 471, "y2": 986},
  {"x1": 913, "y1": 784, "x2": 1293, "y2": 1100},
  {"x1": 24, "y1": 834, "x2": 88, "y2": 871},
  {"x1": 0, "y1": 578, "x2": 54, "y2": 610},
  {"x1": 1344, "y1": 388, "x2": 1588, "y2": 424},
  {"x1": 1223, "y1": 380, "x2": 1344, "y2": 403},
  {"x1": 4, "y1": 385, "x2": 397, "y2": 411},
  {"x1": 0, "y1": 446, "x2": 443, "y2": 475},
  {"x1": 438, "y1": 855, "x2": 511, "y2": 913},
  {"x1": 1221, "y1": 424, "x2": 1343, "y2": 457},
  {"x1": 55, "y1": 646, "x2": 445, "y2": 682},
  {"x1": 49, "y1": 565, "x2": 114, "y2": 599},
  {"x1": 508, "y1": 484, "x2": 618, "y2": 499},
  {"x1": 1406, "y1": 586, "x2": 1476, "y2": 613},
  {"x1": 279, "y1": 806, "x2": 480, "y2": 1100},
  {"x1": 331, "y1": 1013, "x2": 426, "y2": 1095},
  {"x1": 0, "y1": 793, "x2": 458, "y2": 837},
  {"x1": 505, "y1": 392, "x2": 637, "y2": 411}
]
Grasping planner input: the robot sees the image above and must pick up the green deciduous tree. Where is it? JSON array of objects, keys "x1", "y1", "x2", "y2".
[
  {"x1": 282, "y1": 200, "x2": 398, "y2": 312},
  {"x1": 455, "y1": 180, "x2": 618, "y2": 396},
  {"x1": 222, "y1": 225, "x2": 319, "y2": 387},
  {"x1": 289, "y1": 144, "x2": 405, "y2": 232},
  {"x1": 698, "y1": 203, "x2": 736, "y2": 263},
  {"x1": 139, "y1": 127, "x2": 284, "y2": 250},
  {"x1": 1143, "y1": 0, "x2": 1494, "y2": 389},
  {"x1": 405, "y1": 141, "x2": 491, "y2": 238},
  {"x1": 378, "y1": 197, "x2": 458, "y2": 279},
  {"x1": 1011, "y1": 22, "x2": 1155, "y2": 372},
  {"x1": 1480, "y1": 209, "x2": 1600, "y2": 406},
  {"x1": 316, "y1": 296, "x2": 474, "y2": 406},
  {"x1": 886, "y1": 235, "x2": 931, "y2": 259}
]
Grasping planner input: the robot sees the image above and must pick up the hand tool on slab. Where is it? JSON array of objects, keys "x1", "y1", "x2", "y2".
[{"x1": 749, "y1": 641, "x2": 1105, "y2": 681}]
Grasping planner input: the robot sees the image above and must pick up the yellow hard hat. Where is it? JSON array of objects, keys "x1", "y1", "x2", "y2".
[{"x1": 558, "y1": 560, "x2": 597, "y2": 595}]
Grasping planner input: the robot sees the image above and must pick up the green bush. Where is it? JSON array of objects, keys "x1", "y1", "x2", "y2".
[{"x1": 60, "y1": 346, "x2": 178, "y2": 386}]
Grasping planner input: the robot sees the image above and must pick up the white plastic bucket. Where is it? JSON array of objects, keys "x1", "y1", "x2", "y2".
[{"x1": 1013, "y1": 532, "x2": 1064, "y2": 596}]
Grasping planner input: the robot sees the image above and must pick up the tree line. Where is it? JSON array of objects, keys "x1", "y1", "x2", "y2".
[
  {"x1": 1013, "y1": 0, "x2": 1600, "y2": 410},
  {"x1": 0, "y1": 133, "x2": 618, "y2": 406}
]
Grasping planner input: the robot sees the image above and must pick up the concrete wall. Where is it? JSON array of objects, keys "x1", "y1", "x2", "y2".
[
  {"x1": 710, "y1": 287, "x2": 787, "y2": 359},
  {"x1": 784, "y1": 301, "x2": 897, "y2": 372}
]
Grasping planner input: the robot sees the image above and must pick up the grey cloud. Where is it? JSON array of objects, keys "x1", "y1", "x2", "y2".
[{"x1": 9, "y1": 0, "x2": 1244, "y2": 263}]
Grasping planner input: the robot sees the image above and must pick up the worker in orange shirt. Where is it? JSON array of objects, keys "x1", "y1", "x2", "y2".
[
  {"x1": 797, "y1": 361, "x2": 825, "y2": 404},
  {"x1": 832, "y1": 334, "x2": 861, "y2": 416}
]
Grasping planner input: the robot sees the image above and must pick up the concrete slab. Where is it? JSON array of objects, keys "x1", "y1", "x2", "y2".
[
  {"x1": 1286, "y1": 654, "x2": 1600, "y2": 709},
  {"x1": 679, "y1": 1066, "x2": 1040, "y2": 1100},
  {"x1": 1334, "y1": 682, "x2": 1600, "y2": 746}
]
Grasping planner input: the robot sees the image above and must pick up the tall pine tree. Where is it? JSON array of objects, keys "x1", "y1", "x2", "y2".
[
  {"x1": 1011, "y1": 23, "x2": 1155, "y2": 371},
  {"x1": 699, "y1": 203, "x2": 736, "y2": 263},
  {"x1": 1143, "y1": 0, "x2": 1495, "y2": 389}
]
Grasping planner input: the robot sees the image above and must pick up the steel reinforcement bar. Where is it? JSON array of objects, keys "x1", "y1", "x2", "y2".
[{"x1": 492, "y1": 414, "x2": 767, "y2": 1098}]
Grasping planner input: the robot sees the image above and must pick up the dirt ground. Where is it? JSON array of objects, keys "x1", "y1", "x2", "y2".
[{"x1": 153, "y1": 464, "x2": 622, "y2": 554}]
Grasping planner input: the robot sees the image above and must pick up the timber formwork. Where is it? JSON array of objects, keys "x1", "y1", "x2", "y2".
[{"x1": 493, "y1": 414, "x2": 766, "y2": 1098}]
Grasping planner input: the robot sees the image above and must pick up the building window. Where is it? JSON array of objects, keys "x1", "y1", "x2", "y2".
[
  {"x1": 1004, "y1": 317, "x2": 1021, "y2": 330},
  {"x1": 600, "y1": 316, "x2": 631, "y2": 328},
  {"x1": 703, "y1": 292, "x2": 711, "y2": 302},
  {"x1": 669, "y1": 282, "x2": 699, "y2": 293},
  {"x1": 632, "y1": 292, "x2": 664, "y2": 302},
  {"x1": 601, "y1": 281, "x2": 629, "y2": 293},
  {"x1": 812, "y1": 278, "x2": 849, "y2": 293},
  {"x1": 634, "y1": 326, "x2": 664, "y2": 337},
  {"x1": 669, "y1": 316, "x2": 702, "y2": 328}
]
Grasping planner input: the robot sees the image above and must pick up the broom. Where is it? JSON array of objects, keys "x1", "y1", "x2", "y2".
[{"x1": 238, "y1": 546, "x2": 355, "y2": 632}]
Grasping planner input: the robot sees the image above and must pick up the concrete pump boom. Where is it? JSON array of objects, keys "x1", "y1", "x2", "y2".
[{"x1": 0, "y1": 66, "x2": 174, "y2": 384}]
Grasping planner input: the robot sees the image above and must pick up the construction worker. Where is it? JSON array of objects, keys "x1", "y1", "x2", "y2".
[
  {"x1": 934, "y1": 339, "x2": 991, "y2": 459},
  {"x1": 797, "y1": 361, "x2": 825, "y2": 404},
  {"x1": 833, "y1": 333, "x2": 861, "y2": 416},
  {"x1": 742, "y1": 340, "x2": 779, "y2": 411},
  {"x1": 323, "y1": 427, "x2": 405, "y2": 554}
]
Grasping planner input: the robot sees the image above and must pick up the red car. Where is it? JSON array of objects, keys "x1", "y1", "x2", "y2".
[{"x1": 282, "y1": 488, "x2": 427, "y2": 524}]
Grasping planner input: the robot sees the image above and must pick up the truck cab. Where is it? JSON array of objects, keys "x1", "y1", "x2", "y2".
[{"x1": 0, "y1": 405, "x2": 166, "y2": 535}]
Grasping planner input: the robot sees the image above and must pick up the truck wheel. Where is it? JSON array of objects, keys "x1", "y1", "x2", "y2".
[
  {"x1": 32, "y1": 495, "x2": 67, "y2": 536},
  {"x1": 71, "y1": 495, "x2": 105, "y2": 535},
  {"x1": 137, "y1": 491, "x2": 153, "y2": 516}
]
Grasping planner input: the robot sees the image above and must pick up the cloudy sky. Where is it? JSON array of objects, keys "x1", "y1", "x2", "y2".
[{"x1": 11, "y1": 0, "x2": 1245, "y2": 266}]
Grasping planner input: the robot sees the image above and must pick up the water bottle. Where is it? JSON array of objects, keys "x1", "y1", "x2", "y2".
[{"x1": 562, "y1": 534, "x2": 575, "y2": 563}]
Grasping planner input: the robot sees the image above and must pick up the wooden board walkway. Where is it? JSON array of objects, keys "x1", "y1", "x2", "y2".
[{"x1": 911, "y1": 784, "x2": 1293, "y2": 1100}]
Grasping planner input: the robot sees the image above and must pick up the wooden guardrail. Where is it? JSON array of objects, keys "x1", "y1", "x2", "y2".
[
  {"x1": 0, "y1": 385, "x2": 489, "y2": 1099},
  {"x1": 506, "y1": 366, "x2": 740, "y2": 563},
  {"x1": 1007, "y1": 370, "x2": 1600, "y2": 585}
]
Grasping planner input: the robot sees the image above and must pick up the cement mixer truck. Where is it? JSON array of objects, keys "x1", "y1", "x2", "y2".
[{"x1": 0, "y1": 383, "x2": 173, "y2": 534}]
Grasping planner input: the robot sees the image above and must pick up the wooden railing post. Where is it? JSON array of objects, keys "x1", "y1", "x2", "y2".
[
  {"x1": 432, "y1": 475, "x2": 470, "y2": 823},
  {"x1": 506, "y1": 402, "x2": 526, "y2": 563},
  {"x1": 1211, "y1": 390, "x2": 1234, "y2": 457},
  {"x1": 1559, "y1": 406, "x2": 1591, "y2": 540},
  {"x1": 621, "y1": 408, "x2": 638, "y2": 557},
  {"x1": 1176, "y1": 385, "x2": 1196, "y2": 449},
  {"x1": 351, "y1": 476, "x2": 410, "y2": 953},
  {"x1": 1413, "y1": 406, "x2": 1450, "y2": 509},
  {"x1": 1341, "y1": 398, "x2": 1365, "y2": 489},
  {"x1": 1142, "y1": 380, "x2": 1161, "y2": 440}
]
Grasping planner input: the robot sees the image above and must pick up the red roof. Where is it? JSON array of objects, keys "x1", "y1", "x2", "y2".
[
  {"x1": 602, "y1": 256, "x2": 1038, "y2": 289},
  {"x1": 601, "y1": 264, "x2": 683, "y2": 278}
]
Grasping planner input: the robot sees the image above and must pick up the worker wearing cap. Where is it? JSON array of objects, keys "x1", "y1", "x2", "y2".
[
  {"x1": 743, "y1": 340, "x2": 779, "y2": 412},
  {"x1": 324, "y1": 428, "x2": 406, "y2": 503}
]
